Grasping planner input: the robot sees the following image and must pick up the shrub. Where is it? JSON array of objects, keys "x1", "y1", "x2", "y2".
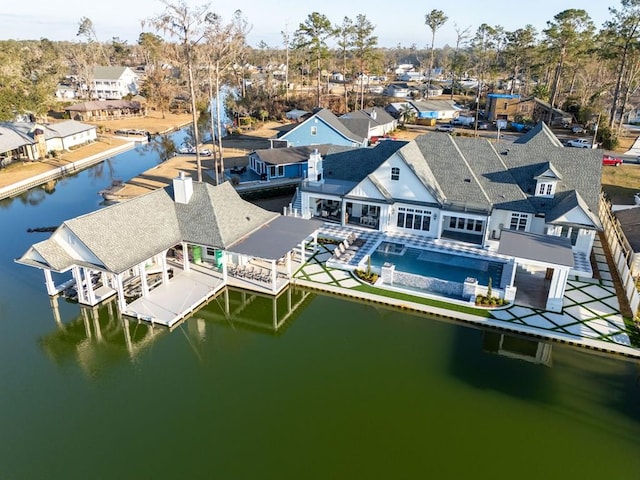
[{"x1": 354, "y1": 269, "x2": 378, "y2": 285}]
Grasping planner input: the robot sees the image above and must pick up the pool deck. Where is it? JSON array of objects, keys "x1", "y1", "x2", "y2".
[{"x1": 292, "y1": 225, "x2": 640, "y2": 360}]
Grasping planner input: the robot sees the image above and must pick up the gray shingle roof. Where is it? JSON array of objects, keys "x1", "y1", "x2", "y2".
[
  {"x1": 18, "y1": 181, "x2": 282, "y2": 274},
  {"x1": 45, "y1": 120, "x2": 96, "y2": 138},
  {"x1": 338, "y1": 117, "x2": 371, "y2": 139},
  {"x1": 65, "y1": 100, "x2": 141, "y2": 112},
  {"x1": 614, "y1": 207, "x2": 640, "y2": 252},
  {"x1": 0, "y1": 124, "x2": 34, "y2": 153},
  {"x1": 312, "y1": 108, "x2": 365, "y2": 143},
  {"x1": 175, "y1": 182, "x2": 278, "y2": 248},
  {"x1": 93, "y1": 66, "x2": 134, "y2": 81},
  {"x1": 64, "y1": 188, "x2": 183, "y2": 273},
  {"x1": 413, "y1": 134, "x2": 493, "y2": 212},
  {"x1": 252, "y1": 144, "x2": 351, "y2": 166},
  {"x1": 322, "y1": 140, "x2": 408, "y2": 182},
  {"x1": 514, "y1": 122, "x2": 564, "y2": 148}
]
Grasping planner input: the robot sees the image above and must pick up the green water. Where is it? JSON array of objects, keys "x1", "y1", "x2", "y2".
[
  {"x1": 2, "y1": 289, "x2": 639, "y2": 479},
  {"x1": 1, "y1": 148, "x2": 640, "y2": 479}
]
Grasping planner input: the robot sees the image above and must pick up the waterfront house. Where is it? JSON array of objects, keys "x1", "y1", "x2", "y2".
[
  {"x1": 91, "y1": 66, "x2": 139, "y2": 100},
  {"x1": 248, "y1": 144, "x2": 351, "y2": 181},
  {"x1": 65, "y1": 100, "x2": 145, "y2": 122},
  {"x1": 296, "y1": 123, "x2": 602, "y2": 311},
  {"x1": 386, "y1": 100, "x2": 461, "y2": 123},
  {"x1": 17, "y1": 177, "x2": 321, "y2": 327},
  {"x1": 0, "y1": 120, "x2": 97, "y2": 162},
  {"x1": 271, "y1": 108, "x2": 367, "y2": 148}
]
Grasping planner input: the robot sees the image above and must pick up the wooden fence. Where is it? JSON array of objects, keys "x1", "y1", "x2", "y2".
[{"x1": 599, "y1": 192, "x2": 640, "y2": 315}]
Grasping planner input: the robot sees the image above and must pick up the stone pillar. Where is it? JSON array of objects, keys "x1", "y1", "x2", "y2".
[
  {"x1": 381, "y1": 262, "x2": 395, "y2": 285},
  {"x1": 463, "y1": 277, "x2": 479, "y2": 301},
  {"x1": 504, "y1": 285, "x2": 517, "y2": 303},
  {"x1": 546, "y1": 267, "x2": 569, "y2": 313}
]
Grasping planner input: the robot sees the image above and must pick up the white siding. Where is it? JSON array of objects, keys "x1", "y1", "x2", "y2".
[
  {"x1": 371, "y1": 156, "x2": 439, "y2": 203},
  {"x1": 349, "y1": 177, "x2": 386, "y2": 200}
]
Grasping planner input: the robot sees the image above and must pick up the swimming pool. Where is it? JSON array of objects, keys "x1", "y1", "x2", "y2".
[{"x1": 370, "y1": 241, "x2": 504, "y2": 287}]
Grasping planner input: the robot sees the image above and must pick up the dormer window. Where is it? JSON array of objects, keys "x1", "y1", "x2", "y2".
[
  {"x1": 537, "y1": 182, "x2": 554, "y2": 196},
  {"x1": 391, "y1": 167, "x2": 400, "y2": 181}
]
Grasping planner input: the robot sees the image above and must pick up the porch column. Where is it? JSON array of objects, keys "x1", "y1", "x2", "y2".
[
  {"x1": 300, "y1": 240, "x2": 306, "y2": 264},
  {"x1": 272, "y1": 296, "x2": 278, "y2": 329},
  {"x1": 73, "y1": 266, "x2": 86, "y2": 304},
  {"x1": 43, "y1": 269, "x2": 57, "y2": 296},
  {"x1": 509, "y1": 260, "x2": 517, "y2": 287},
  {"x1": 139, "y1": 262, "x2": 149, "y2": 297},
  {"x1": 222, "y1": 251, "x2": 228, "y2": 282},
  {"x1": 287, "y1": 251, "x2": 292, "y2": 278},
  {"x1": 83, "y1": 268, "x2": 97, "y2": 305},
  {"x1": 115, "y1": 273, "x2": 127, "y2": 312},
  {"x1": 160, "y1": 252, "x2": 170, "y2": 284},
  {"x1": 546, "y1": 267, "x2": 569, "y2": 313},
  {"x1": 181, "y1": 242, "x2": 190, "y2": 271},
  {"x1": 271, "y1": 259, "x2": 277, "y2": 293},
  {"x1": 100, "y1": 271, "x2": 109, "y2": 289}
]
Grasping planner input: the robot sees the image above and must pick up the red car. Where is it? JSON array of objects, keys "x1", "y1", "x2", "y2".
[{"x1": 602, "y1": 155, "x2": 623, "y2": 166}]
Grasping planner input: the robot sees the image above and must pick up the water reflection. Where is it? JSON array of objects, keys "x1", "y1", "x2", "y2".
[
  {"x1": 483, "y1": 331, "x2": 552, "y2": 366},
  {"x1": 40, "y1": 286, "x2": 315, "y2": 374}
]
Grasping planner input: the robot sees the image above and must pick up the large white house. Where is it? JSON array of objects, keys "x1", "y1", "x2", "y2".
[
  {"x1": 91, "y1": 66, "x2": 139, "y2": 100},
  {"x1": 296, "y1": 123, "x2": 603, "y2": 311}
]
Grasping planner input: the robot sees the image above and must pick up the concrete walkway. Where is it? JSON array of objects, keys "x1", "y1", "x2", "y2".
[{"x1": 294, "y1": 227, "x2": 638, "y2": 358}]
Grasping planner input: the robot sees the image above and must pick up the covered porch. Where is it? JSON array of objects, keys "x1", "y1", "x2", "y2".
[{"x1": 498, "y1": 230, "x2": 574, "y2": 312}]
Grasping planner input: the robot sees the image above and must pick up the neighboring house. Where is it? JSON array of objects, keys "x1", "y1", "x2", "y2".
[
  {"x1": 0, "y1": 124, "x2": 38, "y2": 163},
  {"x1": 340, "y1": 107, "x2": 397, "y2": 140},
  {"x1": 55, "y1": 84, "x2": 77, "y2": 101},
  {"x1": 248, "y1": 144, "x2": 350, "y2": 181},
  {"x1": 17, "y1": 178, "x2": 321, "y2": 327},
  {"x1": 297, "y1": 123, "x2": 602, "y2": 312},
  {"x1": 613, "y1": 207, "x2": 640, "y2": 276},
  {"x1": 0, "y1": 120, "x2": 97, "y2": 161},
  {"x1": 66, "y1": 100, "x2": 145, "y2": 122},
  {"x1": 91, "y1": 66, "x2": 139, "y2": 100},
  {"x1": 386, "y1": 100, "x2": 460, "y2": 122},
  {"x1": 270, "y1": 108, "x2": 367, "y2": 148},
  {"x1": 487, "y1": 95, "x2": 573, "y2": 126},
  {"x1": 384, "y1": 83, "x2": 411, "y2": 98}
]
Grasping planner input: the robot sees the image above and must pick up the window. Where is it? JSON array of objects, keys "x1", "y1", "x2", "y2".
[
  {"x1": 509, "y1": 213, "x2": 528, "y2": 231},
  {"x1": 447, "y1": 216, "x2": 484, "y2": 234},
  {"x1": 537, "y1": 182, "x2": 554, "y2": 196},
  {"x1": 561, "y1": 226, "x2": 580, "y2": 246},
  {"x1": 391, "y1": 167, "x2": 400, "y2": 181},
  {"x1": 310, "y1": 126, "x2": 317, "y2": 136},
  {"x1": 396, "y1": 207, "x2": 431, "y2": 232}
]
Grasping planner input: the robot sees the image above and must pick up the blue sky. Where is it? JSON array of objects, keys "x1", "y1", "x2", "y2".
[{"x1": 1, "y1": 0, "x2": 611, "y2": 48}]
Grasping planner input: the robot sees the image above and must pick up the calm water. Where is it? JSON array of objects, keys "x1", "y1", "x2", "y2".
[{"x1": 1, "y1": 139, "x2": 640, "y2": 479}]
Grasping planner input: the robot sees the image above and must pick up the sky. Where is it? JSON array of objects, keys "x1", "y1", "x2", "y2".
[{"x1": 0, "y1": 0, "x2": 613, "y2": 49}]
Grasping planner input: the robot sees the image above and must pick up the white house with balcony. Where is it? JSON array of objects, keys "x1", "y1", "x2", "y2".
[{"x1": 91, "y1": 66, "x2": 139, "y2": 100}]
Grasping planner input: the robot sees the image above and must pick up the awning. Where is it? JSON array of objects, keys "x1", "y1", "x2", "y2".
[
  {"x1": 229, "y1": 216, "x2": 324, "y2": 260},
  {"x1": 498, "y1": 230, "x2": 574, "y2": 267}
]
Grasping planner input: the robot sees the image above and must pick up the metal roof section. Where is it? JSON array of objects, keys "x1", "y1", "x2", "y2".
[
  {"x1": 498, "y1": 230, "x2": 575, "y2": 267},
  {"x1": 229, "y1": 216, "x2": 323, "y2": 260}
]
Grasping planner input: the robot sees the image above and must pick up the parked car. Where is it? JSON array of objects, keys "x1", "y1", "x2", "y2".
[
  {"x1": 571, "y1": 125, "x2": 585, "y2": 134},
  {"x1": 435, "y1": 124, "x2": 455, "y2": 133},
  {"x1": 602, "y1": 155, "x2": 623, "y2": 166},
  {"x1": 567, "y1": 138, "x2": 593, "y2": 148}
]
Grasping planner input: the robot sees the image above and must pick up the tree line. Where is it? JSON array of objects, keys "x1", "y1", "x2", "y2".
[{"x1": 2, "y1": 1, "x2": 640, "y2": 139}]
